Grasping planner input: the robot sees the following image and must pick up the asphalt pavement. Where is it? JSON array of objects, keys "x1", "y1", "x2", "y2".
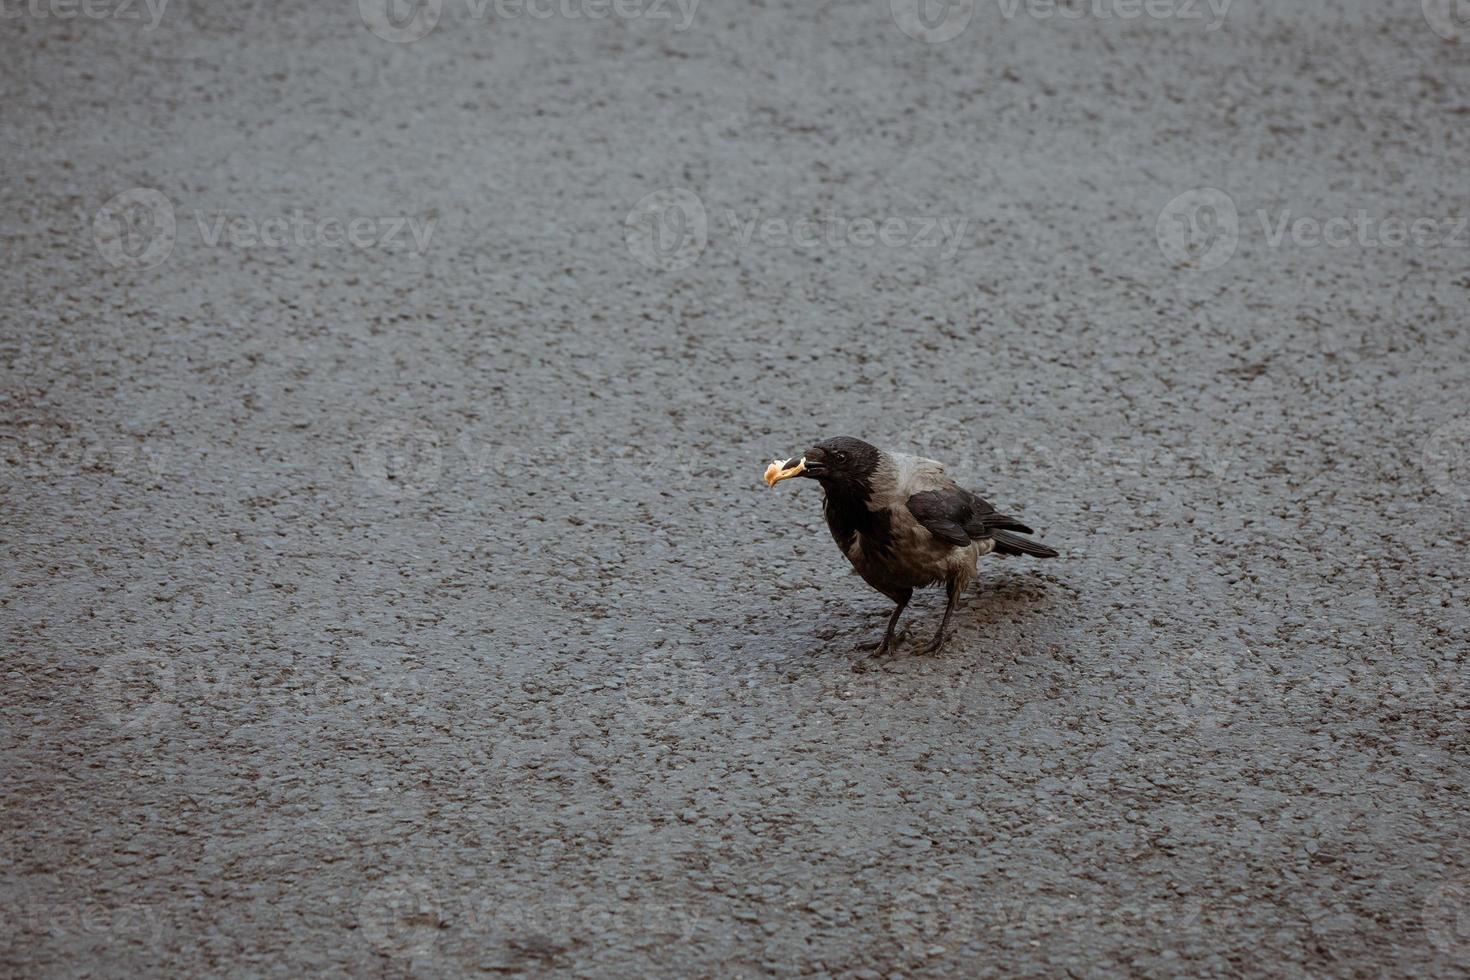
[{"x1": 3, "y1": 0, "x2": 1469, "y2": 975}]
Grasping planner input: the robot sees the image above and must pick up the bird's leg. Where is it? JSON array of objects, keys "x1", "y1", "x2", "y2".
[
  {"x1": 857, "y1": 589, "x2": 911, "y2": 657},
  {"x1": 876, "y1": 591, "x2": 911, "y2": 656},
  {"x1": 921, "y1": 580, "x2": 963, "y2": 655}
]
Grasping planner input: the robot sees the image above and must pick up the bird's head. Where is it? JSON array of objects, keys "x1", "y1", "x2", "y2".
[{"x1": 764, "y1": 436, "x2": 882, "y2": 492}]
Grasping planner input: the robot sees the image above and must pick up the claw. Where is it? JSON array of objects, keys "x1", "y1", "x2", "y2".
[{"x1": 856, "y1": 628, "x2": 907, "y2": 657}]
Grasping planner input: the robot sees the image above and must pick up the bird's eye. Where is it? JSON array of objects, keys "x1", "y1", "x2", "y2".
[{"x1": 835, "y1": 451, "x2": 849, "y2": 463}]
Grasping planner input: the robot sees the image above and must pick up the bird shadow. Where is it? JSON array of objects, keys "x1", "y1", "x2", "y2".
[
  {"x1": 961, "y1": 571, "x2": 1058, "y2": 627},
  {"x1": 813, "y1": 570, "x2": 1061, "y2": 668}
]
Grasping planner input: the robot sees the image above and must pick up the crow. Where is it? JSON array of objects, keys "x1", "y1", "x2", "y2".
[{"x1": 764, "y1": 436, "x2": 1057, "y2": 656}]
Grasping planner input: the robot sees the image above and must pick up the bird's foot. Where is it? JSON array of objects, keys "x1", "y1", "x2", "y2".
[
  {"x1": 854, "y1": 629, "x2": 906, "y2": 655},
  {"x1": 853, "y1": 633, "x2": 905, "y2": 672},
  {"x1": 918, "y1": 631, "x2": 947, "y2": 655}
]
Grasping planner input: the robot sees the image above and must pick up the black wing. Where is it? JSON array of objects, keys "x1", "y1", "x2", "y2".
[{"x1": 906, "y1": 488, "x2": 1037, "y2": 547}]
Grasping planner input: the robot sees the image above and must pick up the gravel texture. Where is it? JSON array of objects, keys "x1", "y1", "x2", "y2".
[{"x1": 3, "y1": 0, "x2": 1469, "y2": 976}]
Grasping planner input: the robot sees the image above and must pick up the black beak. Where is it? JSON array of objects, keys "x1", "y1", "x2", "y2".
[{"x1": 795, "y1": 447, "x2": 826, "y2": 477}]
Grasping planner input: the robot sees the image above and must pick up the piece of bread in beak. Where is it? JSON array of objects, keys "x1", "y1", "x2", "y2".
[{"x1": 763, "y1": 457, "x2": 806, "y2": 487}]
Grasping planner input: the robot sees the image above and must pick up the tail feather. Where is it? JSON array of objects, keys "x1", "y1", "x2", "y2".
[
  {"x1": 991, "y1": 529, "x2": 1059, "y2": 559},
  {"x1": 968, "y1": 513, "x2": 1034, "y2": 535}
]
